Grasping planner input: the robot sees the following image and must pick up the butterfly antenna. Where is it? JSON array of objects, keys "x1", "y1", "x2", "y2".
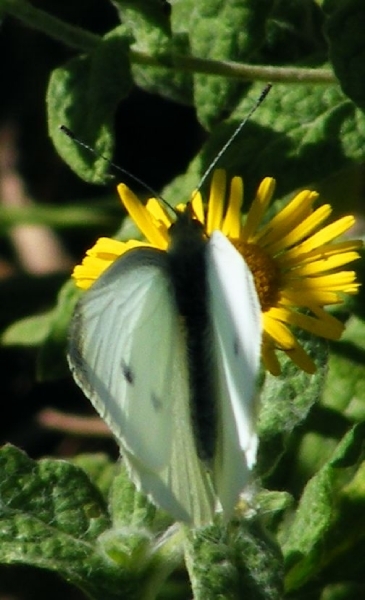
[
  {"x1": 59, "y1": 125, "x2": 178, "y2": 214},
  {"x1": 194, "y1": 83, "x2": 272, "y2": 194}
]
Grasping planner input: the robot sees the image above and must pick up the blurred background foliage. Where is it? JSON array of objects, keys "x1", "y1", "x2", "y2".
[{"x1": 0, "y1": 0, "x2": 365, "y2": 598}]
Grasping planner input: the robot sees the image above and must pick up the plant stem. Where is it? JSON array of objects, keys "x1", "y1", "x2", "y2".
[
  {"x1": 141, "y1": 525, "x2": 186, "y2": 600},
  {"x1": 132, "y1": 51, "x2": 337, "y2": 84},
  {"x1": 1, "y1": 0, "x2": 99, "y2": 52},
  {"x1": 2, "y1": 0, "x2": 336, "y2": 85}
]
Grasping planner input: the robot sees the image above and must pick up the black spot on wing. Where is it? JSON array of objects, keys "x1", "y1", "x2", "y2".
[
  {"x1": 233, "y1": 337, "x2": 240, "y2": 356},
  {"x1": 121, "y1": 360, "x2": 135, "y2": 384},
  {"x1": 151, "y1": 392, "x2": 162, "y2": 412}
]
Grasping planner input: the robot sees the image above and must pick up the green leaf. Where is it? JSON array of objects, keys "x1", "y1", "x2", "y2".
[
  {"x1": 315, "y1": 162, "x2": 365, "y2": 219},
  {"x1": 37, "y1": 279, "x2": 81, "y2": 381},
  {"x1": 164, "y1": 80, "x2": 365, "y2": 203},
  {"x1": 258, "y1": 334, "x2": 328, "y2": 476},
  {"x1": 184, "y1": 517, "x2": 283, "y2": 599},
  {"x1": 320, "y1": 582, "x2": 365, "y2": 599},
  {"x1": 1, "y1": 311, "x2": 54, "y2": 347},
  {"x1": 0, "y1": 445, "x2": 110, "y2": 539},
  {"x1": 323, "y1": 315, "x2": 365, "y2": 420},
  {"x1": 133, "y1": 32, "x2": 193, "y2": 105},
  {"x1": 47, "y1": 25, "x2": 133, "y2": 183},
  {"x1": 291, "y1": 311, "x2": 365, "y2": 486},
  {"x1": 98, "y1": 527, "x2": 153, "y2": 573},
  {"x1": 116, "y1": 0, "x2": 193, "y2": 104},
  {"x1": 113, "y1": 0, "x2": 171, "y2": 36},
  {"x1": 109, "y1": 464, "x2": 158, "y2": 530},
  {"x1": 72, "y1": 453, "x2": 118, "y2": 499},
  {"x1": 282, "y1": 423, "x2": 365, "y2": 593},
  {"x1": 0, "y1": 445, "x2": 135, "y2": 600},
  {"x1": 177, "y1": 0, "x2": 274, "y2": 128},
  {"x1": 97, "y1": 464, "x2": 186, "y2": 594},
  {"x1": 263, "y1": 1, "x2": 326, "y2": 64},
  {"x1": 324, "y1": 0, "x2": 365, "y2": 110},
  {"x1": 0, "y1": 446, "x2": 180, "y2": 599},
  {"x1": 254, "y1": 489, "x2": 294, "y2": 518}
]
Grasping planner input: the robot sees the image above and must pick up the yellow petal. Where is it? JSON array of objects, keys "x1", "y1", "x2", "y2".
[
  {"x1": 262, "y1": 338, "x2": 282, "y2": 375},
  {"x1": 221, "y1": 176, "x2": 244, "y2": 237},
  {"x1": 242, "y1": 177, "x2": 276, "y2": 241},
  {"x1": 286, "y1": 271, "x2": 358, "y2": 292},
  {"x1": 253, "y1": 189, "x2": 318, "y2": 246},
  {"x1": 206, "y1": 170, "x2": 226, "y2": 233},
  {"x1": 264, "y1": 205, "x2": 332, "y2": 255},
  {"x1": 263, "y1": 313, "x2": 297, "y2": 350},
  {"x1": 72, "y1": 238, "x2": 149, "y2": 290},
  {"x1": 268, "y1": 305, "x2": 344, "y2": 339},
  {"x1": 276, "y1": 240, "x2": 362, "y2": 268},
  {"x1": 283, "y1": 289, "x2": 343, "y2": 306},
  {"x1": 308, "y1": 253, "x2": 359, "y2": 274},
  {"x1": 280, "y1": 215, "x2": 356, "y2": 261},
  {"x1": 72, "y1": 257, "x2": 113, "y2": 289},
  {"x1": 262, "y1": 313, "x2": 316, "y2": 373},
  {"x1": 87, "y1": 237, "x2": 127, "y2": 260},
  {"x1": 117, "y1": 183, "x2": 169, "y2": 249},
  {"x1": 191, "y1": 191, "x2": 205, "y2": 224},
  {"x1": 284, "y1": 341, "x2": 316, "y2": 374},
  {"x1": 146, "y1": 198, "x2": 172, "y2": 229}
]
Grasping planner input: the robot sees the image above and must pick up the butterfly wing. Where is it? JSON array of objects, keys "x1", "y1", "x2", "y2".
[
  {"x1": 68, "y1": 248, "x2": 214, "y2": 525},
  {"x1": 207, "y1": 231, "x2": 262, "y2": 516}
]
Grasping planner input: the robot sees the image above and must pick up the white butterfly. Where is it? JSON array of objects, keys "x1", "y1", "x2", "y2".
[{"x1": 68, "y1": 208, "x2": 262, "y2": 526}]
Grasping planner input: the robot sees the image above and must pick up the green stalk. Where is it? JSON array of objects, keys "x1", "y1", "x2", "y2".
[{"x1": 1, "y1": 0, "x2": 336, "y2": 85}]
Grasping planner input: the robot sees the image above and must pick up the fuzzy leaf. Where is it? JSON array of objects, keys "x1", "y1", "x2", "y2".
[
  {"x1": 324, "y1": 0, "x2": 365, "y2": 110},
  {"x1": 116, "y1": 0, "x2": 193, "y2": 104},
  {"x1": 258, "y1": 335, "x2": 328, "y2": 476},
  {"x1": 323, "y1": 315, "x2": 365, "y2": 421},
  {"x1": 184, "y1": 517, "x2": 283, "y2": 599},
  {"x1": 0, "y1": 446, "x2": 177, "y2": 599},
  {"x1": 109, "y1": 464, "x2": 158, "y2": 529},
  {"x1": 177, "y1": 0, "x2": 274, "y2": 128},
  {"x1": 282, "y1": 423, "x2": 365, "y2": 593},
  {"x1": 72, "y1": 453, "x2": 118, "y2": 499},
  {"x1": 163, "y1": 81, "x2": 365, "y2": 204},
  {"x1": 200, "y1": 82, "x2": 365, "y2": 197},
  {"x1": 0, "y1": 445, "x2": 140, "y2": 600},
  {"x1": 263, "y1": 1, "x2": 326, "y2": 65},
  {"x1": 47, "y1": 25, "x2": 132, "y2": 183},
  {"x1": 113, "y1": 0, "x2": 171, "y2": 34}
]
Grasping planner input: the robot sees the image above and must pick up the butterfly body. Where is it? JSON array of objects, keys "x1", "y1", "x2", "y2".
[
  {"x1": 68, "y1": 209, "x2": 261, "y2": 525},
  {"x1": 167, "y1": 212, "x2": 217, "y2": 462}
]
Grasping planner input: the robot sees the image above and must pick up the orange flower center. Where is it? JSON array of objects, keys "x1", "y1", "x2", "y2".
[{"x1": 234, "y1": 240, "x2": 281, "y2": 312}]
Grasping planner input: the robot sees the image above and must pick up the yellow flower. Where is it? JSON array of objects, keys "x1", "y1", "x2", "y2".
[{"x1": 72, "y1": 169, "x2": 362, "y2": 375}]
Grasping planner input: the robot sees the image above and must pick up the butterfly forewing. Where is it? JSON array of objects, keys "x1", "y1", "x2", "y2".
[
  {"x1": 207, "y1": 231, "x2": 261, "y2": 515},
  {"x1": 68, "y1": 247, "x2": 216, "y2": 525},
  {"x1": 69, "y1": 248, "x2": 179, "y2": 471}
]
